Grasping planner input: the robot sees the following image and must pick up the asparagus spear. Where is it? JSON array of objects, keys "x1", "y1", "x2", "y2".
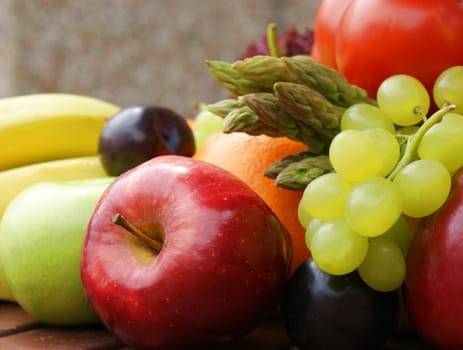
[
  {"x1": 282, "y1": 55, "x2": 374, "y2": 108},
  {"x1": 222, "y1": 105, "x2": 282, "y2": 138},
  {"x1": 241, "y1": 93, "x2": 328, "y2": 154},
  {"x1": 205, "y1": 98, "x2": 242, "y2": 118},
  {"x1": 274, "y1": 81, "x2": 343, "y2": 141},
  {"x1": 267, "y1": 153, "x2": 333, "y2": 191},
  {"x1": 231, "y1": 55, "x2": 298, "y2": 89},
  {"x1": 205, "y1": 60, "x2": 270, "y2": 96}
]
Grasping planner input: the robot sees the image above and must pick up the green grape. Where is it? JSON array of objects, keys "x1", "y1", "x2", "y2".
[
  {"x1": 346, "y1": 177, "x2": 402, "y2": 237},
  {"x1": 433, "y1": 65, "x2": 463, "y2": 114},
  {"x1": 363, "y1": 128, "x2": 400, "y2": 177},
  {"x1": 358, "y1": 237, "x2": 406, "y2": 292},
  {"x1": 377, "y1": 74, "x2": 430, "y2": 126},
  {"x1": 375, "y1": 215, "x2": 410, "y2": 255},
  {"x1": 300, "y1": 172, "x2": 353, "y2": 220},
  {"x1": 193, "y1": 109, "x2": 224, "y2": 149},
  {"x1": 310, "y1": 218, "x2": 369, "y2": 275},
  {"x1": 418, "y1": 112, "x2": 463, "y2": 174},
  {"x1": 340, "y1": 103, "x2": 395, "y2": 133},
  {"x1": 393, "y1": 159, "x2": 451, "y2": 218},
  {"x1": 305, "y1": 218, "x2": 323, "y2": 250},
  {"x1": 329, "y1": 130, "x2": 382, "y2": 183},
  {"x1": 297, "y1": 199, "x2": 312, "y2": 229}
]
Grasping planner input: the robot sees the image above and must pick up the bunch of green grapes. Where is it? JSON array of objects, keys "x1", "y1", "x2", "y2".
[{"x1": 298, "y1": 65, "x2": 463, "y2": 292}]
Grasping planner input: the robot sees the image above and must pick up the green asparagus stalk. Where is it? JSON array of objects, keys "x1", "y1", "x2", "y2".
[
  {"x1": 222, "y1": 106, "x2": 282, "y2": 138},
  {"x1": 231, "y1": 55, "x2": 298, "y2": 89},
  {"x1": 205, "y1": 60, "x2": 271, "y2": 96},
  {"x1": 206, "y1": 55, "x2": 374, "y2": 109},
  {"x1": 203, "y1": 53, "x2": 377, "y2": 191},
  {"x1": 269, "y1": 154, "x2": 333, "y2": 191},
  {"x1": 264, "y1": 150, "x2": 314, "y2": 178},
  {"x1": 205, "y1": 98, "x2": 243, "y2": 119},
  {"x1": 274, "y1": 81, "x2": 343, "y2": 141},
  {"x1": 241, "y1": 93, "x2": 328, "y2": 154},
  {"x1": 241, "y1": 93, "x2": 298, "y2": 130},
  {"x1": 282, "y1": 55, "x2": 373, "y2": 108}
]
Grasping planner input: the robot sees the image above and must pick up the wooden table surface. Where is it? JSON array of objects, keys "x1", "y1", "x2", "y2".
[{"x1": 0, "y1": 301, "x2": 433, "y2": 349}]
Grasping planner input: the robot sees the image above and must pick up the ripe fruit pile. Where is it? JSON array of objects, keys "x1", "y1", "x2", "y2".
[
  {"x1": 204, "y1": 54, "x2": 371, "y2": 190},
  {"x1": 0, "y1": 93, "x2": 119, "y2": 302},
  {"x1": 203, "y1": 51, "x2": 463, "y2": 293},
  {"x1": 1, "y1": 7, "x2": 463, "y2": 349},
  {"x1": 299, "y1": 67, "x2": 463, "y2": 292},
  {"x1": 0, "y1": 94, "x2": 196, "y2": 322},
  {"x1": 0, "y1": 90, "x2": 292, "y2": 349}
]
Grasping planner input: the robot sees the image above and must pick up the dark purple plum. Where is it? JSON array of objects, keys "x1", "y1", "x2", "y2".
[
  {"x1": 281, "y1": 258, "x2": 400, "y2": 350},
  {"x1": 98, "y1": 105, "x2": 195, "y2": 176}
]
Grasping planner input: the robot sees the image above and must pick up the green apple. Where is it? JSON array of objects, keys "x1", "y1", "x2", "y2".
[
  {"x1": 0, "y1": 177, "x2": 113, "y2": 325},
  {"x1": 0, "y1": 273, "x2": 14, "y2": 301}
]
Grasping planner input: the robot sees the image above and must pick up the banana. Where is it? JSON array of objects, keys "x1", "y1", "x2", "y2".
[
  {"x1": 0, "y1": 155, "x2": 109, "y2": 220},
  {"x1": 0, "y1": 93, "x2": 120, "y2": 171}
]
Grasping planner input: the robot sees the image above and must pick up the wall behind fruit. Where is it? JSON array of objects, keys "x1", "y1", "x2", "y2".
[{"x1": 0, "y1": 0, "x2": 320, "y2": 118}]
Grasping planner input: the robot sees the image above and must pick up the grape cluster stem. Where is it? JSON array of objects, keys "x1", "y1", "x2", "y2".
[{"x1": 387, "y1": 104, "x2": 456, "y2": 180}]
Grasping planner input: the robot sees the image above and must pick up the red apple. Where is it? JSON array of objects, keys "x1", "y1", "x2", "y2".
[
  {"x1": 405, "y1": 167, "x2": 463, "y2": 349},
  {"x1": 80, "y1": 155, "x2": 291, "y2": 349}
]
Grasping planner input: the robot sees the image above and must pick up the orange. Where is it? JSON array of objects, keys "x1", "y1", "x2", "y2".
[
  {"x1": 186, "y1": 118, "x2": 195, "y2": 129},
  {"x1": 193, "y1": 132, "x2": 311, "y2": 274}
]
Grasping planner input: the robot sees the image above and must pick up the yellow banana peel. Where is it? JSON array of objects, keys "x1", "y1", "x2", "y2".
[{"x1": 0, "y1": 93, "x2": 120, "y2": 170}]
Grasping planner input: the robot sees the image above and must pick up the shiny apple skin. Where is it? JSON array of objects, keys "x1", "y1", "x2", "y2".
[
  {"x1": 81, "y1": 155, "x2": 291, "y2": 350},
  {"x1": 405, "y1": 168, "x2": 463, "y2": 349}
]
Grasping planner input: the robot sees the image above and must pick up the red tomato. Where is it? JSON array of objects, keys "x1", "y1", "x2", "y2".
[
  {"x1": 314, "y1": 0, "x2": 463, "y2": 98},
  {"x1": 311, "y1": 0, "x2": 351, "y2": 68}
]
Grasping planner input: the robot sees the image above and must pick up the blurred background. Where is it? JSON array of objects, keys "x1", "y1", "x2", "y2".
[{"x1": 0, "y1": 0, "x2": 321, "y2": 118}]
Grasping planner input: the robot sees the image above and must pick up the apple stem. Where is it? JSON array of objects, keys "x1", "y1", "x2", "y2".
[{"x1": 113, "y1": 213, "x2": 163, "y2": 254}]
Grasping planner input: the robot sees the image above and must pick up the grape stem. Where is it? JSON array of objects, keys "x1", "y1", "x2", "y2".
[
  {"x1": 267, "y1": 23, "x2": 280, "y2": 58},
  {"x1": 387, "y1": 104, "x2": 456, "y2": 180}
]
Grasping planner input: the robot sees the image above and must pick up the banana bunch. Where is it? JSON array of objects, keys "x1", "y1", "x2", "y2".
[
  {"x1": 0, "y1": 93, "x2": 120, "y2": 170},
  {"x1": 0, "y1": 156, "x2": 109, "y2": 219},
  {"x1": 0, "y1": 93, "x2": 120, "y2": 301}
]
